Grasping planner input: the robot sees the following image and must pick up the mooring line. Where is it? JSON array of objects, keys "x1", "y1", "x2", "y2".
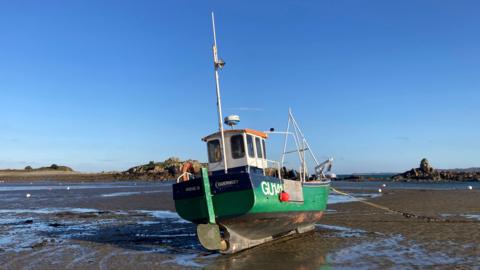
[{"x1": 330, "y1": 187, "x2": 479, "y2": 223}]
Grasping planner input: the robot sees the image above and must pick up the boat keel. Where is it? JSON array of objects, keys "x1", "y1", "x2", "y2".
[
  {"x1": 197, "y1": 223, "x2": 227, "y2": 251},
  {"x1": 197, "y1": 223, "x2": 316, "y2": 254}
]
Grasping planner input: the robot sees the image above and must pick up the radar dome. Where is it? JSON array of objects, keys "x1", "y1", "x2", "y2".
[{"x1": 224, "y1": 115, "x2": 240, "y2": 127}]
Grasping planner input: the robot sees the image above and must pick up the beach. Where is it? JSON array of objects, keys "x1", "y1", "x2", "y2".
[{"x1": 0, "y1": 181, "x2": 478, "y2": 269}]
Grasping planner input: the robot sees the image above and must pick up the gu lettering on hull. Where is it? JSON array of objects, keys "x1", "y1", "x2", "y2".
[{"x1": 261, "y1": 181, "x2": 283, "y2": 196}]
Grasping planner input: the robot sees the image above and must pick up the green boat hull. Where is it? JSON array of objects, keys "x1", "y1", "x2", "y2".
[{"x1": 172, "y1": 172, "x2": 330, "y2": 253}]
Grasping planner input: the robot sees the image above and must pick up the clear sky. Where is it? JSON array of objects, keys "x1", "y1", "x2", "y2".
[{"x1": 1, "y1": 1, "x2": 479, "y2": 173}]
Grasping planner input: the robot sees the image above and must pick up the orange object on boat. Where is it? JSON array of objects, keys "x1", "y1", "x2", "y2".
[
  {"x1": 181, "y1": 162, "x2": 194, "y2": 182},
  {"x1": 279, "y1": 191, "x2": 290, "y2": 202}
]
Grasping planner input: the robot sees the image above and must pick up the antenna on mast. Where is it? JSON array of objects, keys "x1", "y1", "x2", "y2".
[{"x1": 211, "y1": 12, "x2": 228, "y2": 174}]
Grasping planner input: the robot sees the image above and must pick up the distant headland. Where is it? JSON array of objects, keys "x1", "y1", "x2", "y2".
[
  {"x1": 0, "y1": 157, "x2": 478, "y2": 182},
  {"x1": 0, "y1": 157, "x2": 204, "y2": 182},
  {"x1": 337, "y1": 159, "x2": 480, "y2": 182}
]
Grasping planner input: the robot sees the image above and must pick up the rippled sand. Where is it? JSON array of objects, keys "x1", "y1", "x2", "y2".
[{"x1": 0, "y1": 181, "x2": 478, "y2": 269}]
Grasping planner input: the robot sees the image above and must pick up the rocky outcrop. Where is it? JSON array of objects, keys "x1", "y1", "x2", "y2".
[
  {"x1": 419, "y1": 158, "x2": 433, "y2": 174},
  {"x1": 117, "y1": 157, "x2": 206, "y2": 181},
  {"x1": 339, "y1": 175, "x2": 365, "y2": 181},
  {"x1": 392, "y1": 159, "x2": 480, "y2": 182}
]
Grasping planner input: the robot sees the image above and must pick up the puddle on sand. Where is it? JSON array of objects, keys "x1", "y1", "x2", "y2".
[
  {"x1": 327, "y1": 234, "x2": 464, "y2": 269},
  {"x1": 316, "y1": 224, "x2": 369, "y2": 238},
  {"x1": 0, "y1": 208, "x2": 198, "y2": 253},
  {"x1": 440, "y1": 213, "x2": 480, "y2": 221},
  {"x1": 0, "y1": 206, "x2": 213, "y2": 268},
  {"x1": 100, "y1": 190, "x2": 166, "y2": 198},
  {"x1": 100, "y1": 192, "x2": 142, "y2": 197},
  {"x1": 0, "y1": 208, "x2": 121, "y2": 252},
  {"x1": 328, "y1": 193, "x2": 381, "y2": 205},
  {"x1": 315, "y1": 223, "x2": 477, "y2": 269},
  {"x1": 138, "y1": 210, "x2": 189, "y2": 223},
  {"x1": 462, "y1": 214, "x2": 480, "y2": 221},
  {"x1": 163, "y1": 253, "x2": 206, "y2": 267}
]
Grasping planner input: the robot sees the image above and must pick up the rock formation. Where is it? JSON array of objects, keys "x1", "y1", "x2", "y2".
[
  {"x1": 419, "y1": 158, "x2": 433, "y2": 174},
  {"x1": 117, "y1": 157, "x2": 206, "y2": 180},
  {"x1": 392, "y1": 159, "x2": 480, "y2": 182}
]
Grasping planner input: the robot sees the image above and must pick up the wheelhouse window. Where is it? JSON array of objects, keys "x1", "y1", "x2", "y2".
[
  {"x1": 231, "y1": 135, "x2": 245, "y2": 159},
  {"x1": 247, "y1": 135, "x2": 255, "y2": 158},
  {"x1": 255, "y1": 137, "x2": 263, "y2": 159},
  {"x1": 207, "y1": 139, "x2": 222, "y2": 163},
  {"x1": 262, "y1": 139, "x2": 267, "y2": 158}
]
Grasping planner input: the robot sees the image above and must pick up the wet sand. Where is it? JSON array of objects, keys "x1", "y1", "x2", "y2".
[
  {"x1": 323, "y1": 189, "x2": 480, "y2": 269},
  {"x1": 0, "y1": 181, "x2": 478, "y2": 269}
]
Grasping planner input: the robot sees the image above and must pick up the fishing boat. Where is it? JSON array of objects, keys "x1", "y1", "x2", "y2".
[{"x1": 172, "y1": 13, "x2": 333, "y2": 254}]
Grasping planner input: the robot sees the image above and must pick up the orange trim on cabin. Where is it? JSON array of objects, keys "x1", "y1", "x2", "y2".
[
  {"x1": 244, "y1": 128, "x2": 268, "y2": 139},
  {"x1": 202, "y1": 129, "x2": 268, "y2": 141}
]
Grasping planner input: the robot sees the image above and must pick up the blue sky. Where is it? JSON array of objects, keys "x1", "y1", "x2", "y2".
[{"x1": 1, "y1": 1, "x2": 479, "y2": 173}]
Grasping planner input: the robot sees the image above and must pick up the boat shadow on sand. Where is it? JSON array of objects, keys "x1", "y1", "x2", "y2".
[{"x1": 62, "y1": 216, "x2": 348, "y2": 270}]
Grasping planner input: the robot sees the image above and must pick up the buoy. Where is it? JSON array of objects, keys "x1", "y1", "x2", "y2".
[
  {"x1": 382, "y1": 184, "x2": 387, "y2": 187},
  {"x1": 467, "y1": 185, "x2": 473, "y2": 190},
  {"x1": 67, "y1": 186, "x2": 70, "y2": 190},
  {"x1": 279, "y1": 191, "x2": 290, "y2": 202},
  {"x1": 378, "y1": 188, "x2": 382, "y2": 193},
  {"x1": 26, "y1": 193, "x2": 31, "y2": 198}
]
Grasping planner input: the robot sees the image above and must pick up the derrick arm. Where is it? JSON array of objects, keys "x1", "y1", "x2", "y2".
[{"x1": 314, "y1": 158, "x2": 333, "y2": 180}]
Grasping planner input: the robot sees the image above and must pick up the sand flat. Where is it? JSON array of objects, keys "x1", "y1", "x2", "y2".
[{"x1": 0, "y1": 181, "x2": 478, "y2": 269}]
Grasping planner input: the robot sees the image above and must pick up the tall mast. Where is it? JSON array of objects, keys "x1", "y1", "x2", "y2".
[{"x1": 211, "y1": 12, "x2": 228, "y2": 174}]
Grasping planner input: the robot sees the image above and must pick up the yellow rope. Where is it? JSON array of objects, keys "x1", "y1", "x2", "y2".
[
  {"x1": 330, "y1": 187, "x2": 478, "y2": 223},
  {"x1": 330, "y1": 187, "x2": 395, "y2": 213}
]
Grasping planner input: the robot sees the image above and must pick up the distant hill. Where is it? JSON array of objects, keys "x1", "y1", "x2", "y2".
[
  {"x1": 0, "y1": 164, "x2": 74, "y2": 173},
  {"x1": 26, "y1": 164, "x2": 74, "y2": 172},
  {"x1": 0, "y1": 158, "x2": 207, "y2": 182}
]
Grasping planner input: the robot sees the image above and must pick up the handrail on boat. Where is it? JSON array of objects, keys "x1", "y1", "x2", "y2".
[{"x1": 176, "y1": 172, "x2": 194, "y2": 183}]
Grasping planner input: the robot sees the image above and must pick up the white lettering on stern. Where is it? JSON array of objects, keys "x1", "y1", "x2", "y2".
[{"x1": 260, "y1": 181, "x2": 283, "y2": 196}]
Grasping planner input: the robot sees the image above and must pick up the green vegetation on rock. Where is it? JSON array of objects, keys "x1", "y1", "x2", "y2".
[{"x1": 20, "y1": 164, "x2": 74, "y2": 172}]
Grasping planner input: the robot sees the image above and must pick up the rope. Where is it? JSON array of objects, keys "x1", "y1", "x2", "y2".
[{"x1": 330, "y1": 187, "x2": 479, "y2": 223}]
